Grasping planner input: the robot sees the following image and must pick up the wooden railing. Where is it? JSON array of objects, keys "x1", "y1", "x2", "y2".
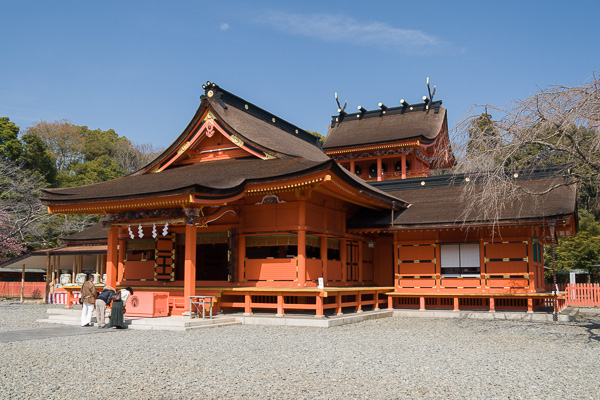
[{"x1": 361, "y1": 169, "x2": 432, "y2": 182}]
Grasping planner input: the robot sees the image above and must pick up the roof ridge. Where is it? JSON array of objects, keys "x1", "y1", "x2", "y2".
[
  {"x1": 330, "y1": 100, "x2": 443, "y2": 127},
  {"x1": 201, "y1": 81, "x2": 323, "y2": 149}
]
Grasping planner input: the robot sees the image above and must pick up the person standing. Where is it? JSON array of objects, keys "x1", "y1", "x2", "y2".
[
  {"x1": 95, "y1": 285, "x2": 115, "y2": 328},
  {"x1": 105, "y1": 287, "x2": 133, "y2": 329},
  {"x1": 80, "y1": 274, "x2": 96, "y2": 327}
]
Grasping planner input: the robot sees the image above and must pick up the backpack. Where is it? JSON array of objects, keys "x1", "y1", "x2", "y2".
[{"x1": 111, "y1": 290, "x2": 122, "y2": 302}]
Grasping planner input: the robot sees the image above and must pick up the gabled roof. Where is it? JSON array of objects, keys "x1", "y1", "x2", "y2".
[
  {"x1": 41, "y1": 83, "x2": 406, "y2": 212},
  {"x1": 348, "y1": 170, "x2": 577, "y2": 229},
  {"x1": 138, "y1": 83, "x2": 328, "y2": 174},
  {"x1": 323, "y1": 100, "x2": 446, "y2": 150}
]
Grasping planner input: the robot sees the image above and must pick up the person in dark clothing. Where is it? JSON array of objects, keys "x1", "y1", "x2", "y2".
[
  {"x1": 95, "y1": 285, "x2": 115, "y2": 328},
  {"x1": 104, "y1": 287, "x2": 133, "y2": 329}
]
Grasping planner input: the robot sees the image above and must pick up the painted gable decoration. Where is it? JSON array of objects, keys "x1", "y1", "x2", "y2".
[{"x1": 151, "y1": 110, "x2": 273, "y2": 173}]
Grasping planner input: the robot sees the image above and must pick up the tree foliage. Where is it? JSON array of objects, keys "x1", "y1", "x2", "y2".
[
  {"x1": 25, "y1": 120, "x2": 84, "y2": 173},
  {"x1": 0, "y1": 117, "x2": 161, "y2": 253},
  {"x1": 0, "y1": 117, "x2": 23, "y2": 161},
  {"x1": 551, "y1": 210, "x2": 600, "y2": 278}
]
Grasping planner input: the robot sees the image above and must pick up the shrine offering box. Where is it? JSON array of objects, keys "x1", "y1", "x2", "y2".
[{"x1": 125, "y1": 292, "x2": 169, "y2": 317}]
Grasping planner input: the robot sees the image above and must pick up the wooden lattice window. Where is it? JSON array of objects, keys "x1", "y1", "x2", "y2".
[{"x1": 154, "y1": 234, "x2": 176, "y2": 281}]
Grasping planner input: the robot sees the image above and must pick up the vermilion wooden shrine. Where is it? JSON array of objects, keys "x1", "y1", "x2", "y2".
[{"x1": 41, "y1": 82, "x2": 577, "y2": 316}]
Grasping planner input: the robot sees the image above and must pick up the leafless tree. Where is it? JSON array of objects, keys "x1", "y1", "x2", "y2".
[
  {"x1": 112, "y1": 141, "x2": 162, "y2": 173},
  {"x1": 0, "y1": 160, "x2": 50, "y2": 241},
  {"x1": 0, "y1": 160, "x2": 97, "y2": 248},
  {"x1": 452, "y1": 74, "x2": 600, "y2": 223}
]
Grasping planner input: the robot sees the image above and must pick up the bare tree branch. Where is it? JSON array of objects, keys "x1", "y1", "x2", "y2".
[{"x1": 452, "y1": 74, "x2": 600, "y2": 223}]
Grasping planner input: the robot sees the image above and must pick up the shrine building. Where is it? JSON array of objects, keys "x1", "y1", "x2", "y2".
[{"x1": 40, "y1": 82, "x2": 577, "y2": 316}]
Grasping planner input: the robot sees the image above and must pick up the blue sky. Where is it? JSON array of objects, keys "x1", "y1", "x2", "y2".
[{"x1": 1, "y1": 1, "x2": 599, "y2": 149}]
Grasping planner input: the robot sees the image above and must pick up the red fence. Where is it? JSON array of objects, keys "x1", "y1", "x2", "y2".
[
  {"x1": 0, "y1": 282, "x2": 46, "y2": 299},
  {"x1": 565, "y1": 283, "x2": 600, "y2": 308}
]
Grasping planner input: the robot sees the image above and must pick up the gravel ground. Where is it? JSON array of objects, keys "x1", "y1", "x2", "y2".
[
  {"x1": 0, "y1": 302, "x2": 63, "y2": 332},
  {"x1": 1, "y1": 303, "x2": 599, "y2": 399}
]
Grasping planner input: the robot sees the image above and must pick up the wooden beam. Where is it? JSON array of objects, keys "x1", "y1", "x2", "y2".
[
  {"x1": 45, "y1": 254, "x2": 51, "y2": 304},
  {"x1": 20, "y1": 264, "x2": 25, "y2": 303}
]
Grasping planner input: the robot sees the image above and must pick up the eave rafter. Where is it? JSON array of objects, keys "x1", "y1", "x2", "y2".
[
  {"x1": 47, "y1": 194, "x2": 196, "y2": 215},
  {"x1": 243, "y1": 171, "x2": 392, "y2": 210},
  {"x1": 325, "y1": 140, "x2": 421, "y2": 156}
]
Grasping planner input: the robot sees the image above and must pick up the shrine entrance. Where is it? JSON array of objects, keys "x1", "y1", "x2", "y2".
[
  {"x1": 194, "y1": 231, "x2": 233, "y2": 282},
  {"x1": 196, "y1": 243, "x2": 229, "y2": 281}
]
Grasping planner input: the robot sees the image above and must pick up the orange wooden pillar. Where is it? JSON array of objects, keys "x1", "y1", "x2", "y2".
[
  {"x1": 489, "y1": 297, "x2": 496, "y2": 312},
  {"x1": 419, "y1": 296, "x2": 426, "y2": 311},
  {"x1": 244, "y1": 293, "x2": 252, "y2": 315},
  {"x1": 183, "y1": 224, "x2": 197, "y2": 312},
  {"x1": 376, "y1": 157, "x2": 382, "y2": 181},
  {"x1": 350, "y1": 160, "x2": 355, "y2": 174},
  {"x1": 374, "y1": 290, "x2": 381, "y2": 311},
  {"x1": 527, "y1": 298, "x2": 533, "y2": 313},
  {"x1": 387, "y1": 295, "x2": 394, "y2": 310},
  {"x1": 401, "y1": 153, "x2": 407, "y2": 179},
  {"x1": 106, "y1": 226, "x2": 118, "y2": 288},
  {"x1": 453, "y1": 297, "x2": 459, "y2": 312},
  {"x1": 316, "y1": 294, "x2": 324, "y2": 318},
  {"x1": 320, "y1": 236, "x2": 328, "y2": 285},
  {"x1": 298, "y1": 200, "x2": 306, "y2": 287},
  {"x1": 66, "y1": 289, "x2": 73, "y2": 308},
  {"x1": 277, "y1": 293, "x2": 284, "y2": 317}
]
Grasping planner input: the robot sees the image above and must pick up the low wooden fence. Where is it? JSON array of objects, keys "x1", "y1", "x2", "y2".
[
  {"x1": 565, "y1": 283, "x2": 600, "y2": 308},
  {"x1": 0, "y1": 282, "x2": 46, "y2": 299}
]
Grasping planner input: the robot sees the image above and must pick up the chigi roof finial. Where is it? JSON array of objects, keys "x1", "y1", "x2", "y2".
[
  {"x1": 426, "y1": 77, "x2": 436, "y2": 103},
  {"x1": 335, "y1": 92, "x2": 347, "y2": 116}
]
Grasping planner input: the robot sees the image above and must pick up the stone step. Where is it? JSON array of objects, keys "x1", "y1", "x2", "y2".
[
  {"x1": 38, "y1": 319, "x2": 84, "y2": 326},
  {"x1": 47, "y1": 314, "x2": 80, "y2": 321},
  {"x1": 186, "y1": 321, "x2": 242, "y2": 331},
  {"x1": 127, "y1": 316, "x2": 237, "y2": 328},
  {"x1": 47, "y1": 308, "x2": 81, "y2": 316}
]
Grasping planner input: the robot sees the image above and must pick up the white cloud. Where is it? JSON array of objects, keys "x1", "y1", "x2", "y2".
[
  {"x1": 262, "y1": 11, "x2": 453, "y2": 55},
  {"x1": 220, "y1": 22, "x2": 230, "y2": 31}
]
